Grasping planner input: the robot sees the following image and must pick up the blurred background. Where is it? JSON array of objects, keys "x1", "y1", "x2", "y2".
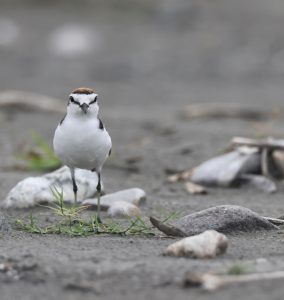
[
  {"x1": 3, "y1": 3, "x2": 284, "y2": 299},
  {"x1": 2, "y1": 0, "x2": 284, "y2": 116},
  {"x1": 2, "y1": 0, "x2": 284, "y2": 181}
]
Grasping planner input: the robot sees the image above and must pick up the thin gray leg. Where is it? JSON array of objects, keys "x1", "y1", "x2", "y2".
[
  {"x1": 96, "y1": 172, "x2": 102, "y2": 223},
  {"x1": 70, "y1": 168, "x2": 78, "y2": 205}
]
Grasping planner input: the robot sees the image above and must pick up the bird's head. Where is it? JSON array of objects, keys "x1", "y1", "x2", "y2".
[{"x1": 67, "y1": 87, "x2": 99, "y2": 117}]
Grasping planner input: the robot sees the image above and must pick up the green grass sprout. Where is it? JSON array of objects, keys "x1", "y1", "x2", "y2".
[
  {"x1": 18, "y1": 132, "x2": 61, "y2": 171},
  {"x1": 227, "y1": 264, "x2": 248, "y2": 275},
  {"x1": 15, "y1": 186, "x2": 158, "y2": 236},
  {"x1": 161, "y1": 211, "x2": 182, "y2": 224}
]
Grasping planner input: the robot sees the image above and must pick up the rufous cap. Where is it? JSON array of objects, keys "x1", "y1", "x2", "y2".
[{"x1": 71, "y1": 87, "x2": 96, "y2": 95}]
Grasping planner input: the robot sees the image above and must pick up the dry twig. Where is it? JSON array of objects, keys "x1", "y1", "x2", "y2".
[
  {"x1": 184, "y1": 271, "x2": 284, "y2": 291},
  {"x1": 231, "y1": 137, "x2": 284, "y2": 151}
]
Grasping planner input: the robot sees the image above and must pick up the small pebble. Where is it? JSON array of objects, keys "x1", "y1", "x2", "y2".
[
  {"x1": 185, "y1": 181, "x2": 207, "y2": 195},
  {"x1": 107, "y1": 201, "x2": 141, "y2": 218},
  {"x1": 164, "y1": 230, "x2": 228, "y2": 258},
  {"x1": 83, "y1": 188, "x2": 146, "y2": 210}
]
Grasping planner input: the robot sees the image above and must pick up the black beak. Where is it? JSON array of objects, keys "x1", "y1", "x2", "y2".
[{"x1": 80, "y1": 103, "x2": 89, "y2": 114}]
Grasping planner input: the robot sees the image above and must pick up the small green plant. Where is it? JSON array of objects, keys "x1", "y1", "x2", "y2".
[
  {"x1": 227, "y1": 264, "x2": 247, "y2": 275},
  {"x1": 16, "y1": 187, "x2": 157, "y2": 236},
  {"x1": 48, "y1": 187, "x2": 87, "y2": 225},
  {"x1": 161, "y1": 211, "x2": 182, "y2": 224},
  {"x1": 18, "y1": 132, "x2": 61, "y2": 171},
  {"x1": 20, "y1": 213, "x2": 44, "y2": 234}
]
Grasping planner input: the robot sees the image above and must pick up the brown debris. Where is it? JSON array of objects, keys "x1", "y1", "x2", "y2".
[
  {"x1": 184, "y1": 181, "x2": 207, "y2": 195},
  {"x1": 167, "y1": 170, "x2": 192, "y2": 183}
]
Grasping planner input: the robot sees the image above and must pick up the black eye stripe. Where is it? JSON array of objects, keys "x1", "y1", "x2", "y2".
[
  {"x1": 69, "y1": 95, "x2": 97, "y2": 106},
  {"x1": 69, "y1": 96, "x2": 80, "y2": 105},
  {"x1": 89, "y1": 96, "x2": 97, "y2": 105}
]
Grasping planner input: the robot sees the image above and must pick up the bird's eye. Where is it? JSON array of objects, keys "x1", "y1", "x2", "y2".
[
  {"x1": 69, "y1": 96, "x2": 80, "y2": 105},
  {"x1": 89, "y1": 96, "x2": 97, "y2": 105}
]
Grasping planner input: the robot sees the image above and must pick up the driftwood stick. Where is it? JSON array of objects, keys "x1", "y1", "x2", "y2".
[
  {"x1": 149, "y1": 216, "x2": 186, "y2": 237},
  {"x1": 231, "y1": 137, "x2": 284, "y2": 151},
  {"x1": 263, "y1": 216, "x2": 284, "y2": 225},
  {"x1": 184, "y1": 271, "x2": 284, "y2": 291}
]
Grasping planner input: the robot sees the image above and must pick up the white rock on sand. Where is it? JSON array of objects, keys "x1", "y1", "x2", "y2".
[
  {"x1": 3, "y1": 166, "x2": 101, "y2": 208},
  {"x1": 83, "y1": 188, "x2": 146, "y2": 211},
  {"x1": 164, "y1": 230, "x2": 228, "y2": 258},
  {"x1": 107, "y1": 201, "x2": 141, "y2": 218}
]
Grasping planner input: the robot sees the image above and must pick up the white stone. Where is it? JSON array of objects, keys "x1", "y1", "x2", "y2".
[
  {"x1": 83, "y1": 188, "x2": 146, "y2": 210},
  {"x1": 107, "y1": 201, "x2": 141, "y2": 218},
  {"x1": 164, "y1": 230, "x2": 228, "y2": 258},
  {"x1": 3, "y1": 166, "x2": 101, "y2": 208}
]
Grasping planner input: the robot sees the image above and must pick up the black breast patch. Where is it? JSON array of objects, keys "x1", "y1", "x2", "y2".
[
  {"x1": 60, "y1": 114, "x2": 66, "y2": 125},
  {"x1": 99, "y1": 118, "x2": 104, "y2": 130}
]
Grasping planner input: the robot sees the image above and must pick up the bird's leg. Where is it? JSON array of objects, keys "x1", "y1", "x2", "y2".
[
  {"x1": 96, "y1": 172, "x2": 102, "y2": 223},
  {"x1": 91, "y1": 168, "x2": 102, "y2": 223},
  {"x1": 70, "y1": 168, "x2": 78, "y2": 206}
]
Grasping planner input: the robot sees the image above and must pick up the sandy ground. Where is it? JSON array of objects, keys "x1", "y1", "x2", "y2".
[{"x1": 2, "y1": 1, "x2": 284, "y2": 299}]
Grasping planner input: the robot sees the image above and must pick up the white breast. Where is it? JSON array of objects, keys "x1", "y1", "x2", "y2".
[{"x1": 53, "y1": 115, "x2": 112, "y2": 171}]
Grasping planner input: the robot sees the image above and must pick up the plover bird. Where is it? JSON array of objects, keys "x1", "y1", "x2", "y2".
[{"x1": 53, "y1": 87, "x2": 112, "y2": 222}]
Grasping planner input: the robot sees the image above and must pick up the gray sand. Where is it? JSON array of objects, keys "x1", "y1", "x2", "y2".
[{"x1": 1, "y1": 1, "x2": 284, "y2": 299}]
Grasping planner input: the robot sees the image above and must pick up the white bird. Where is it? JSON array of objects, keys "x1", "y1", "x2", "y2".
[{"x1": 53, "y1": 87, "x2": 112, "y2": 222}]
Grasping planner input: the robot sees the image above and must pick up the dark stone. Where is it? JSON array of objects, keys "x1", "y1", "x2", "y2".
[{"x1": 150, "y1": 205, "x2": 278, "y2": 237}]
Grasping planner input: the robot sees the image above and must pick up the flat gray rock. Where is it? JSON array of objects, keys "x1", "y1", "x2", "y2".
[
  {"x1": 191, "y1": 149, "x2": 260, "y2": 187},
  {"x1": 150, "y1": 205, "x2": 278, "y2": 237},
  {"x1": 3, "y1": 166, "x2": 102, "y2": 208}
]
